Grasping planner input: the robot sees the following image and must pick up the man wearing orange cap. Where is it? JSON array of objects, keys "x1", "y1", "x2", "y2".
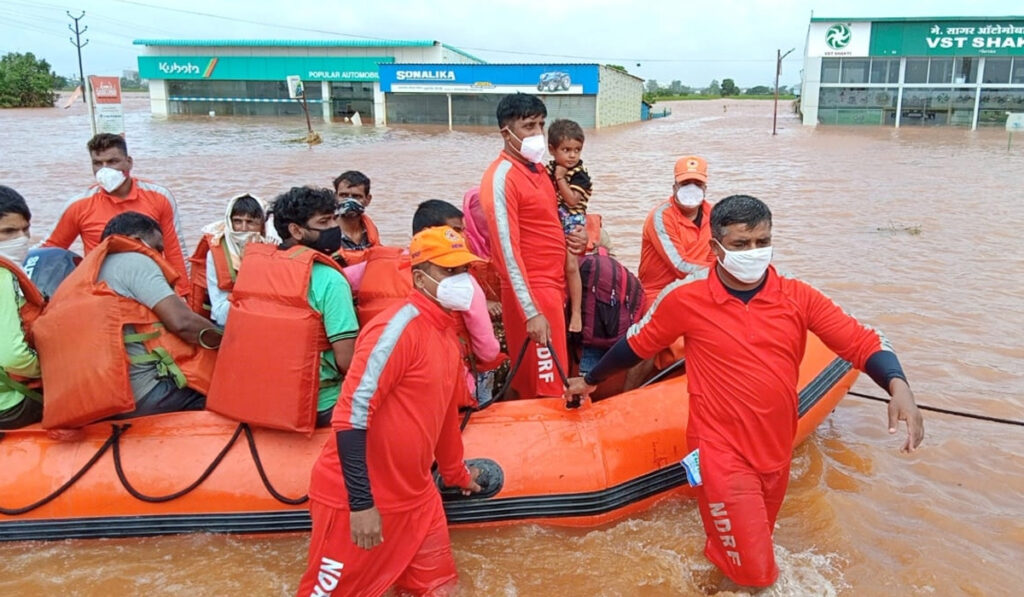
[
  {"x1": 632, "y1": 156, "x2": 717, "y2": 379},
  {"x1": 639, "y1": 155, "x2": 716, "y2": 307},
  {"x1": 297, "y1": 225, "x2": 483, "y2": 597}
]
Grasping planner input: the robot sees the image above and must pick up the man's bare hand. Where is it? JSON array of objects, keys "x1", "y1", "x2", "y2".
[
  {"x1": 887, "y1": 378, "x2": 924, "y2": 453},
  {"x1": 350, "y1": 507, "x2": 382, "y2": 550},
  {"x1": 526, "y1": 313, "x2": 551, "y2": 346},
  {"x1": 461, "y1": 466, "x2": 484, "y2": 496}
]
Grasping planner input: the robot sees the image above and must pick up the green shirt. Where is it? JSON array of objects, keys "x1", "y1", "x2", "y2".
[
  {"x1": 0, "y1": 268, "x2": 41, "y2": 411},
  {"x1": 308, "y1": 262, "x2": 359, "y2": 412}
]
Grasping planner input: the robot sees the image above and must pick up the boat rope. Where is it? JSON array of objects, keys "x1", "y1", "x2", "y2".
[
  {"x1": 113, "y1": 422, "x2": 246, "y2": 503},
  {"x1": 240, "y1": 423, "x2": 309, "y2": 505},
  {"x1": 460, "y1": 340, "x2": 530, "y2": 431},
  {"x1": 848, "y1": 391, "x2": 1024, "y2": 427},
  {"x1": 0, "y1": 424, "x2": 119, "y2": 516},
  {"x1": 548, "y1": 341, "x2": 583, "y2": 409}
]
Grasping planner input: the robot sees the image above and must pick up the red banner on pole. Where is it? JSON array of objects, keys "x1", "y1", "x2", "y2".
[{"x1": 88, "y1": 76, "x2": 125, "y2": 135}]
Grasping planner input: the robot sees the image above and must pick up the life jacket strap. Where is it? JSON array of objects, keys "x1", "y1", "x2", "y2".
[{"x1": 0, "y1": 369, "x2": 43, "y2": 403}]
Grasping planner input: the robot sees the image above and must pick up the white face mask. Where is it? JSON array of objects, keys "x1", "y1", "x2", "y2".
[
  {"x1": 422, "y1": 271, "x2": 475, "y2": 311},
  {"x1": 227, "y1": 230, "x2": 263, "y2": 256},
  {"x1": 675, "y1": 183, "x2": 705, "y2": 208},
  {"x1": 95, "y1": 167, "x2": 127, "y2": 193},
  {"x1": 714, "y1": 240, "x2": 773, "y2": 284},
  {"x1": 505, "y1": 128, "x2": 546, "y2": 163},
  {"x1": 0, "y1": 235, "x2": 30, "y2": 266}
]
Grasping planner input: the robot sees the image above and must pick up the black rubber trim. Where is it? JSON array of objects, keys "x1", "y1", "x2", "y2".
[
  {"x1": 798, "y1": 358, "x2": 852, "y2": 417},
  {"x1": 0, "y1": 358, "x2": 850, "y2": 542}
]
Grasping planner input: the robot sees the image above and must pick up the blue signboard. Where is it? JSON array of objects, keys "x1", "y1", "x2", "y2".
[{"x1": 379, "y1": 63, "x2": 600, "y2": 94}]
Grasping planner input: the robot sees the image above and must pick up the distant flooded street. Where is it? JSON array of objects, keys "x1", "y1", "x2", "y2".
[{"x1": 1, "y1": 93, "x2": 1022, "y2": 596}]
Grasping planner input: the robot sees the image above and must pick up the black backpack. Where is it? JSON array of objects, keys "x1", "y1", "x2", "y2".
[{"x1": 578, "y1": 249, "x2": 646, "y2": 348}]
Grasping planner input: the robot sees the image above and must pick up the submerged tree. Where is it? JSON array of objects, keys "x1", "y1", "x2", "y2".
[{"x1": 0, "y1": 52, "x2": 59, "y2": 108}]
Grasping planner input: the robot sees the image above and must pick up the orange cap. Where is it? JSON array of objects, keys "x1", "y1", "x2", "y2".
[
  {"x1": 409, "y1": 226, "x2": 482, "y2": 267},
  {"x1": 674, "y1": 155, "x2": 708, "y2": 184}
]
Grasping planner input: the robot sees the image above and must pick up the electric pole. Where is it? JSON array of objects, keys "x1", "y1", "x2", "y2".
[
  {"x1": 68, "y1": 11, "x2": 88, "y2": 103},
  {"x1": 773, "y1": 48, "x2": 795, "y2": 136}
]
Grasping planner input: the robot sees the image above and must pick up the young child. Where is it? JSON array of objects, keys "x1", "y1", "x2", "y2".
[{"x1": 546, "y1": 119, "x2": 593, "y2": 340}]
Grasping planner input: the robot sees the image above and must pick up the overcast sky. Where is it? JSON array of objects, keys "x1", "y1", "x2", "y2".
[{"x1": 1, "y1": 0, "x2": 1021, "y2": 89}]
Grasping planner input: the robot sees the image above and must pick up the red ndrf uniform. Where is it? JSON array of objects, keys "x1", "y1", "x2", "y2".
[
  {"x1": 626, "y1": 266, "x2": 892, "y2": 587},
  {"x1": 42, "y1": 179, "x2": 191, "y2": 297},
  {"x1": 638, "y1": 198, "x2": 714, "y2": 307},
  {"x1": 479, "y1": 151, "x2": 567, "y2": 397},
  {"x1": 299, "y1": 291, "x2": 471, "y2": 597}
]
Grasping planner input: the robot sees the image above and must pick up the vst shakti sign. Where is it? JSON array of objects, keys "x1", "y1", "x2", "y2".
[{"x1": 870, "y1": 20, "x2": 1024, "y2": 56}]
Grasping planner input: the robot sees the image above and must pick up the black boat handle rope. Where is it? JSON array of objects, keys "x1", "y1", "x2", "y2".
[
  {"x1": 113, "y1": 422, "x2": 245, "y2": 503},
  {"x1": 460, "y1": 340, "x2": 530, "y2": 432},
  {"x1": 548, "y1": 341, "x2": 583, "y2": 409},
  {"x1": 2, "y1": 422, "x2": 309, "y2": 515},
  {"x1": 0, "y1": 424, "x2": 120, "y2": 516}
]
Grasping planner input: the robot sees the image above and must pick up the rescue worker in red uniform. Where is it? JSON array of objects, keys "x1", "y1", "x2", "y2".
[
  {"x1": 630, "y1": 155, "x2": 717, "y2": 382},
  {"x1": 41, "y1": 133, "x2": 192, "y2": 297},
  {"x1": 297, "y1": 226, "x2": 483, "y2": 597},
  {"x1": 567, "y1": 195, "x2": 925, "y2": 589},
  {"x1": 479, "y1": 93, "x2": 572, "y2": 398}
]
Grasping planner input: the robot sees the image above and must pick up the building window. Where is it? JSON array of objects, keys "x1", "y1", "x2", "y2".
[
  {"x1": 1013, "y1": 57, "x2": 1024, "y2": 84},
  {"x1": 900, "y1": 87, "x2": 977, "y2": 126},
  {"x1": 953, "y1": 57, "x2": 978, "y2": 84},
  {"x1": 928, "y1": 58, "x2": 953, "y2": 84},
  {"x1": 870, "y1": 59, "x2": 899, "y2": 84},
  {"x1": 905, "y1": 59, "x2": 929, "y2": 84},
  {"x1": 821, "y1": 58, "x2": 840, "y2": 83},
  {"x1": 840, "y1": 59, "x2": 869, "y2": 84},
  {"x1": 983, "y1": 58, "x2": 1012, "y2": 84},
  {"x1": 979, "y1": 88, "x2": 1024, "y2": 125}
]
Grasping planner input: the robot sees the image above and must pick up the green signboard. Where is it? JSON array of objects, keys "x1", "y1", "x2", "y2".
[
  {"x1": 871, "y1": 20, "x2": 1024, "y2": 56},
  {"x1": 137, "y1": 56, "x2": 394, "y2": 81}
]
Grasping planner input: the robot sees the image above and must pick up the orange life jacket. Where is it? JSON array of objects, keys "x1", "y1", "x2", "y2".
[
  {"x1": 186, "y1": 233, "x2": 237, "y2": 318},
  {"x1": 206, "y1": 243, "x2": 342, "y2": 434},
  {"x1": 0, "y1": 256, "x2": 45, "y2": 402},
  {"x1": 34, "y1": 236, "x2": 217, "y2": 429},
  {"x1": 355, "y1": 245, "x2": 412, "y2": 326},
  {"x1": 335, "y1": 215, "x2": 381, "y2": 266}
]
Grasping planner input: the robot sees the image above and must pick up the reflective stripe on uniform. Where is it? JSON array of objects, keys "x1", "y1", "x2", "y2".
[
  {"x1": 490, "y1": 160, "x2": 539, "y2": 320},
  {"x1": 348, "y1": 303, "x2": 420, "y2": 429},
  {"x1": 138, "y1": 180, "x2": 189, "y2": 258},
  {"x1": 652, "y1": 202, "x2": 708, "y2": 278},
  {"x1": 628, "y1": 268, "x2": 708, "y2": 339}
]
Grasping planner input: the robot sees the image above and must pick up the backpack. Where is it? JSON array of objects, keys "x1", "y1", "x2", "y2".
[{"x1": 579, "y1": 249, "x2": 646, "y2": 348}]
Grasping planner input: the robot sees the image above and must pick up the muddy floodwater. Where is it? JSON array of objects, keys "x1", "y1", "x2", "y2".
[{"x1": 1, "y1": 94, "x2": 1023, "y2": 596}]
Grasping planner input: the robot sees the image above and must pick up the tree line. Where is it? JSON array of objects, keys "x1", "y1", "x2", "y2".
[
  {"x1": 1, "y1": 52, "x2": 146, "y2": 109},
  {"x1": 644, "y1": 79, "x2": 793, "y2": 102}
]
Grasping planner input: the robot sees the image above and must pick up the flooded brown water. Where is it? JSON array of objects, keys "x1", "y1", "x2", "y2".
[{"x1": 1, "y1": 94, "x2": 1023, "y2": 596}]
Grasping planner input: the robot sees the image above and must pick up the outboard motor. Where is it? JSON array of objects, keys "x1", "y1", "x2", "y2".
[{"x1": 22, "y1": 247, "x2": 82, "y2": 300}]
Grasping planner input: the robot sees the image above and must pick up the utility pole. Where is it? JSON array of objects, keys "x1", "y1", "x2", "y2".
[
  {"x1": 773, "y1": 48, "x2": 795, "y2": 136},
  {"x1": 67, "y1": 11, "x2": 88, "y2": 103}
]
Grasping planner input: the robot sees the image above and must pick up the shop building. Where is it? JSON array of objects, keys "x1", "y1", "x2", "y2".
[
  {"x1": 135, "y1": 40, "x2": 646, "y2": 128},
  {"x1": 134, "y1": 39, "x2": 484, "y2": 124},
  {"x1": 801, "y1": 16, "x2": 1024, "y2": 128},
  {"x1": 378, "y1": 63, "x2": 644, "y2": 128}
]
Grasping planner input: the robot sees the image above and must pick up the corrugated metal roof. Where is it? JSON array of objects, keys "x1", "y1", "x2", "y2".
[
  {"x1": 132, "y1": 39, "x2": 440, "y2": 47},
  {"x1": 810, "y1": 16, "x2": 1023, "y2": 23}
]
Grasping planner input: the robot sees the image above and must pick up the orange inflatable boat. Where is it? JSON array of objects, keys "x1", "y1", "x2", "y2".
[{"x1": 0, "y1": 334, "x2": 857, "y2": 542}]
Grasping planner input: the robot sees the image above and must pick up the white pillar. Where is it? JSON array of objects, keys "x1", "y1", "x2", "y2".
[
  {"x1": 321, "y1": 81, "x2": 332, "y2": 123},
  {"x1": 972, "y1": 57, "x2": 986, "y2": 130},
  {"x1": 895, "y1": 58, "x2": 906, "y2": 128},
  {"x1": 373, "y1": 82, "x2": 386, "y2": 126},
  {"x1": 148, "y1": 79, "x2": 169, "y2": 118},
  {"x1": 801, "y1": 56, "x2": 822, "y2": 126},
  {"x1": 447, "y1": 93, "x2": 453, "y2": 131}
]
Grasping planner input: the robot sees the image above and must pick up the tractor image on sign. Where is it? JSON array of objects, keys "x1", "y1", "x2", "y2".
[{"x1": 538, "y1": 71, "x2": 571, "y2": 92}]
